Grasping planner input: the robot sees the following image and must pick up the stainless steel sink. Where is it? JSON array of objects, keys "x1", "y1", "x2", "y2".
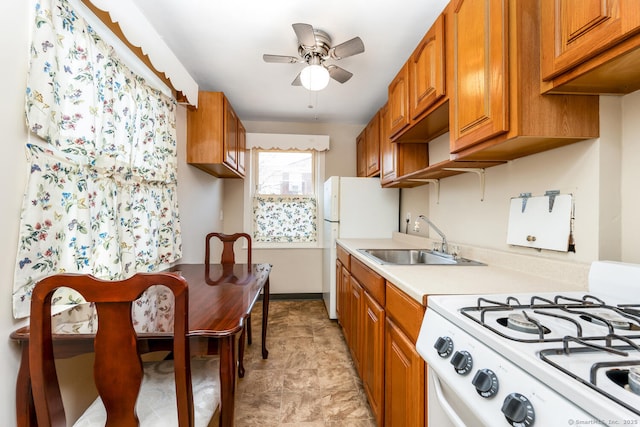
[{"x1": 358, "y1": 249, "x2": 485, "y2": 266}]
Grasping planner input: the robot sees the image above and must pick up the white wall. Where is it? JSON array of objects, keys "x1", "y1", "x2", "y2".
[
  {"x1": 222, "y1": 120, "x2": 363, "y2": 294},
  {"x1": 1, "y1": 1, "x2": 31, "y2": 423},
  {"x1": 621, "y1": 90, "x2": 640, "y2": 263}
]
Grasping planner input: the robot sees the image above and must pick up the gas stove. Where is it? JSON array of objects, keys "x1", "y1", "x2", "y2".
[{"x1": 416, "y1": 261, "x2": 640, "y2": 427}]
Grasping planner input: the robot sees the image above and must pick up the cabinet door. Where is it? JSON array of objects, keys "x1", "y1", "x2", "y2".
[
  {"x1": 362, "y1": 291, "x2": 385, "y2": 426},
  {"x1": 450, "y1": 0, "x2": 509, "y2": 153},
  {"x1": 365, "y1": 113, "x2": 380, "y2": 177},
  {"x1": 223, "y1": 101, "x2": 238, "y2": 170},
  {"x1": 336, "y1": 260, "x2": 347, "y2": 325},
  {"x1": 409, "y1": 13, "x2": 446, "y2": 120},
  {"x1": 356, "y1": 131, "x2": 367, "y2": 177},
  {"x1": 388, "y1": 62, "x2": 410, "y2": 138},
  {"x1": 237, "y1": 119, "x2": 246, "y2": 176},
  {"x1": 336, "y1": 259, "x2": 342, "y2": 323},
  {"x1": 379, "y1": 103, "x2": 397, "y2": 185},
  {"x1": 385, "y1": 317, "x2": 425, "y2": 427},
  {"x1": 349, "y1": 277, "x2": 363, "y2": 375},
  {"x1": 541, "y1": 0, "x2": 640, "y2": 80}
]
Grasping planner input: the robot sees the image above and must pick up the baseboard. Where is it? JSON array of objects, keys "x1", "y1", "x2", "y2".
[{"x1": 258, "y1": 293, "x2": 322, "y2": 300}]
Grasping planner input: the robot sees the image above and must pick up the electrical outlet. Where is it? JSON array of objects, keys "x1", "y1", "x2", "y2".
[{"x1": 406, "y1": 212, "x2": 411, "y2": 222}]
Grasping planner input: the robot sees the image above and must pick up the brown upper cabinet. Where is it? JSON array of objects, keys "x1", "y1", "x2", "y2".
[
  {"x1": 388, "y1": 63, "x2": 410, "y2": 138},
  {"x1": 409, "y1": 13, "x2": 446, "y2": 120},
  {"x1": 356, "y1": 130, "x2": 367, "y2": 177},
  {"x1": 187, "y1": 91, "x2": 246, "y2": 178},
  {"x1": 356, "y1": 111, "x2": 381, "y2": 177},
  {"x1": 540, "y1": 0, "x2": 640, "y2": 94},
  {"x1": 237, "y1": 120, "x2": 246, "y2": 176},
  {"x1": 365, "y1": 112, "x2": 381, "y2": 177},
  {"x1": 379, "y1": 103, "x2": 430, "y2": 188},
  {"x1": 449, "y1": 0, "x2": 599, "y2": 161},
  {"x1": 379, "y1": 104, "x2": 397, "y2": 185},
  {"x1": 388, "y1": 11, "x2": 450, "y2": 144}
]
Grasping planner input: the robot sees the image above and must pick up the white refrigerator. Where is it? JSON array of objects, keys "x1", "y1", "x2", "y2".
[{"x1": 322, "y1": 176, "x2": 399, "y2": 319}]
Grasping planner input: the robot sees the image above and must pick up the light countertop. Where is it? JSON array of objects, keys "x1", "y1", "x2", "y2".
[{"x1": 337, "y1": 233, "x2": 590, "y2": 305}]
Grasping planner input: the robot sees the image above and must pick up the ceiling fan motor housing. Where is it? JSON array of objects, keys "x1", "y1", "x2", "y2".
[{"x1": 298, "y1": 29, "x2": 332, "y2": 62}]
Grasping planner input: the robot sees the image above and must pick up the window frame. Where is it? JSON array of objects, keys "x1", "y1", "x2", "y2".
[{"x1": 244, "y1": 148, "x2": 325, "y2": 249}]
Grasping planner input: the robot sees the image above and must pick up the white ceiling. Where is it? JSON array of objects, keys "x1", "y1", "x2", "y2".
[{"x1": 130, "y1": 0, "x2": 449, "y2": 125}]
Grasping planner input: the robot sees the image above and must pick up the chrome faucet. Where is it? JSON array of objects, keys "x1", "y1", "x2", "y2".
[{"x1": 416, "y1": 215, "x2": 449, "y2": 254}]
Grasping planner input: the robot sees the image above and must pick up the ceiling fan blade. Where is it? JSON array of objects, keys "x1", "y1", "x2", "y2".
[
  {"x1": 329, "y1": 37, "x2": 365, "y2": 59},
  {"x1": 263, "y1": 54, "x2": 300, "y2": 64},
  {"x1": 292, "y1": 23, "x2": 316, "y2": 47},
  {"x1": 291, "y1": 72, "x2": 302, "y2": 86},
  {"x1": 327, "y1": 65, "x2": 353, "y2": 84}
]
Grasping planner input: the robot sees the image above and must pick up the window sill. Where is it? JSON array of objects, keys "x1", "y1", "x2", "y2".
[{"x1": 253, "y1": 242, "x2": 321, "y2": 250}]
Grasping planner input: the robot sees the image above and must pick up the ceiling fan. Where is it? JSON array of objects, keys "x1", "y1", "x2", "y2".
[{"x1": 263, "y1": 23, "x2": 365, "y2": 91}]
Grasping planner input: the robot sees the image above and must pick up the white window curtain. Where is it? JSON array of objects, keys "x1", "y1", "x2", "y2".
[
  {"x1": 12, "y1": 0, "x2": 182, "y2": 319},
  {"x1": 253, "y1": 195, "x2": 318, "y2": 243}
]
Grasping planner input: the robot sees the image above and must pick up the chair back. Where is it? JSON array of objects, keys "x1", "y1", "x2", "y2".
[
  {"x1": 29, "y1": 273, "x2": 194, "y2": 427},
  {"x1": 205, "y1": 232, "x2": 252, "y2": 266}
]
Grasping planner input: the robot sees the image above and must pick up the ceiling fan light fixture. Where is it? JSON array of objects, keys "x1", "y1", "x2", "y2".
[{"x1": 300, "y1": 64, "x2": 330, "y2": 91}]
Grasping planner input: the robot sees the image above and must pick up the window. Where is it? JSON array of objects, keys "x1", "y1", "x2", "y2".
[{"x1": 251, "y1": 150, "x2": 321, "y2": 245}]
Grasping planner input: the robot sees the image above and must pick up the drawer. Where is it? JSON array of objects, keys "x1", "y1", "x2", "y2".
[
  {"x1": 350, "y1": 256, "x2": 385, "y2": 306},
  {"x1": 337, "y1": 244, "x2": 350, "y2": 270},
  {"x1": 386, "y1": 282, "x2": 425, "y2": 342}
]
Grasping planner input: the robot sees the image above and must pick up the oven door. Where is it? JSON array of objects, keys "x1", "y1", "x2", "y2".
[{"x1": 428, "y1": 369, "x2": 485, "y2": 427}]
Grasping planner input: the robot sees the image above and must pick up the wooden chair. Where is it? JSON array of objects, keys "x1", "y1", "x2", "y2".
[
  {"x1": 205, "y1": 232, "x2": 252, "y2": 271},
  {"x1": 204, "y1": 232, "x2": 254, "y2": 377},
  {"x1": 29, "y1": 273, "x2": 220, "y2": 427}
]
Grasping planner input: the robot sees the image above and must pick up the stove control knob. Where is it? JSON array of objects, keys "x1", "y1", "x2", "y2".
[
  {"x1": 450, "y1": 350, "x2": 473, "y2": 375},
  {"x1": 501, "y1": 393, "x2": 535, "y2": 426},
  {"x1": 434, "y1": 336, "x2": 453, "y2": 358},
  {"x1": 472, "y1": 369, "x2": 499, "y2": 398}
]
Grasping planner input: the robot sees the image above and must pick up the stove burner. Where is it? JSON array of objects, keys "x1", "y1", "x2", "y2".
[
  {"x1": 581, "y1": 311, "x2": 632, "y2": 330},
  {"x1": 499, "y1": 312, "x2": 550, "y2": 335},
  {"x1": 630, "y1": 366, "x2": 640, "y2": 395},
  {"x1": 605, "y1": 366, "x2": 640, "y2": 396}
]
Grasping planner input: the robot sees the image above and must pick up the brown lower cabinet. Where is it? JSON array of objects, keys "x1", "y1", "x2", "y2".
[{"x1": 336, "y1": 244, "x2": 426, "y2": 426}]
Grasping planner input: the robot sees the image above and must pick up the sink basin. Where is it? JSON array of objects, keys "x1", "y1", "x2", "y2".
[{"x1": 358, "y1": 249, "x2": 485, "y2": 266}]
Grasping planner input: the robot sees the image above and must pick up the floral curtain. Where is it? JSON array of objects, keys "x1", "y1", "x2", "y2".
[
  {"x1": 13, "y1": 0, "x2": 182, "y2": 319},
  {"x1": 253, "y1": 195, "x2": 317, "y2": 243}
]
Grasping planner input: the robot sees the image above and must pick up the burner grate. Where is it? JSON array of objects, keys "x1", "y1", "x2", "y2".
[
  {"x1": 461, "y1": 294, "x2": 640, "y2": 343},
  {"x1": 539, "y1": 334, "x2": 640, "y2": 417}
]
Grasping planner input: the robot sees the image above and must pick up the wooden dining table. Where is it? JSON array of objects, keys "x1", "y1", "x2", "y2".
[{"x1": 10, "y1": 262, "x2": 271, "y2": 427}]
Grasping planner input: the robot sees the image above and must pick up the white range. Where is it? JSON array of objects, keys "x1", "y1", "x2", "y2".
[{"x1": 416, "y1": 261, "x2": 640, "y2": 426}]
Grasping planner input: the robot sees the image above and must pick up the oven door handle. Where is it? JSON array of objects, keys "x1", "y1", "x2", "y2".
[{"x1": 430, "y1": 371, "x2": 467, "y2": 427}]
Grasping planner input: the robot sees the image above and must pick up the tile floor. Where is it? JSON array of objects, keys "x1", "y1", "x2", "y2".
[{"x1": 233, "y1": 299, "x2": 376, "y2": 427}]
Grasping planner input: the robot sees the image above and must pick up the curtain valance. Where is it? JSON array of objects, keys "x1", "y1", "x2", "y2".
[
  {"x1": 246, "y1": 133, "x2": 330, "y2": 151},
  {"x1": 82, "y1": 0, "x2": 198, "y2": 105}
]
